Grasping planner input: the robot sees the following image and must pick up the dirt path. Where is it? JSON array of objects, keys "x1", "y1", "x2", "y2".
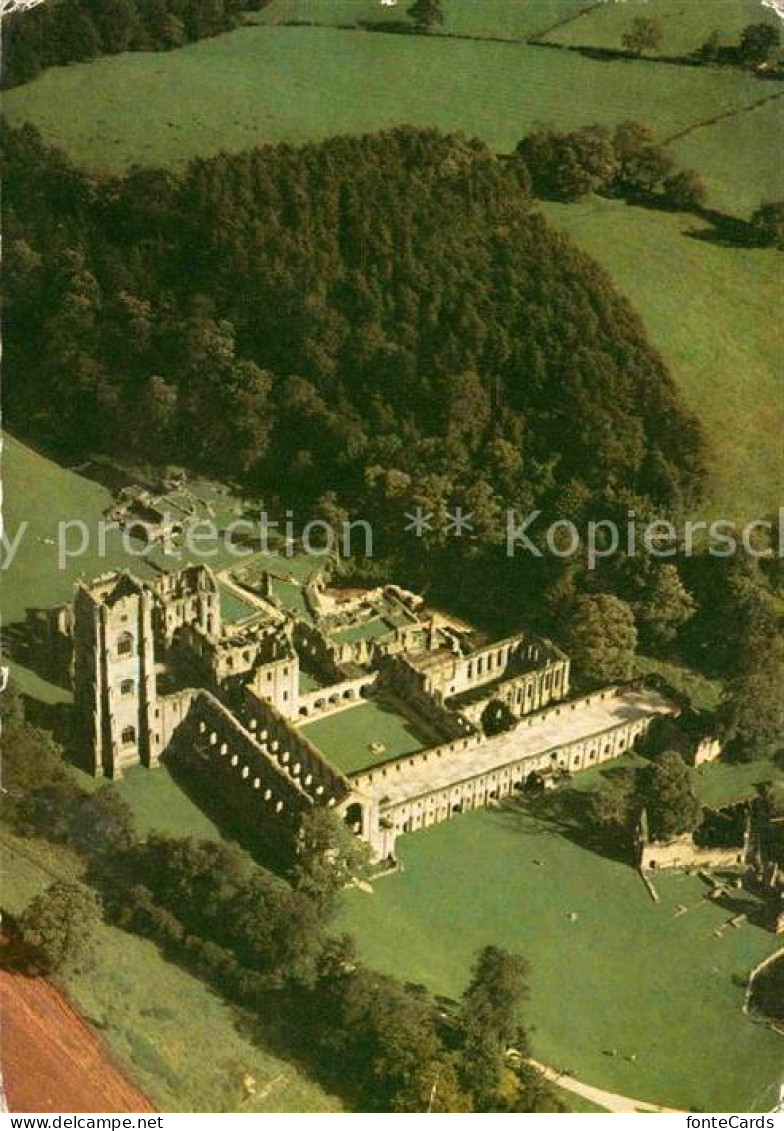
[
  {"x1": 530, "y1": 1059, "x2": 685, "y2": 1114},
  {"x1": 1, "y1": 969, "x2": 155, "y2": 1113}
]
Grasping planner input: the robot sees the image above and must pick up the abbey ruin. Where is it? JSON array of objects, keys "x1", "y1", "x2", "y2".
[{"x1": 56, "y1": 562, "x2": 676, "y2": 861}]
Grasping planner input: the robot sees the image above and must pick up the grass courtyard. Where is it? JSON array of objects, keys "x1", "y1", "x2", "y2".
[
  {"x1": 331, "y1": 616, "x2": 394, "y2": 645},
  {"x1": 336, "y1": 799, "x2": 784, "y2": 1112},
  {"x1": 299, "y1": 698, "x2": 432, "y2": 775}
]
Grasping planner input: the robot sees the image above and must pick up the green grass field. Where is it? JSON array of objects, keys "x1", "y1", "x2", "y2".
[
  {"x1": 331, "y1": 616, "x2": 393, "y2": 644},
  {"x1": 693, "y1": 758, "x2": 784, "y2": 809},
  {"x1": 336, "y1": 800, "x2": 783, "y2": 1112},
  {"x1": 76, "y1": 763, "x2": 226, "y2": 840},
  {"x1": 299, "y1": 698, "x2": 431, "y2": 774},
  {"x1": 541, "y1": 199, "x2": 782, "y2": 522},
  {"x1": 3, "y1": 24, "x2": 769, "y2": 178},
  {"x1": 252, "y1": 0, "x2": 590, "y2": 39},
  {"x1": 219, "y1": 586, "x2": 262, "y2": 624},
  {"x1": 551, "y1": 1086, "x2": 608, "y2": 1113},
  {"x1": 543, "y1": 0, "x2": 781, "y2": 57},
  {"x1": 634, "y1": 654, "x2": 723, "y2": 712},
  {"x1": 1, "y1": 436, "x2": 247, "y2": 703},
  {"x1": 670, "y1": 94, "x2": 784, "y2": 217},
  {"x1": 1, "y1": 831, "x2": 338, "y2": 1113}
]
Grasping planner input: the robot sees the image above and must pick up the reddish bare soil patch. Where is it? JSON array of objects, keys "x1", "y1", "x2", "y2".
[{"x1": 1, "y1": 969, "x2": 155, "y2": 1113}]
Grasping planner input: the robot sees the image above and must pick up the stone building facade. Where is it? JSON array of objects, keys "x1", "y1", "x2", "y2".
[{"x1": 65, "y1": 563, "x2": 676, "y2": 861}]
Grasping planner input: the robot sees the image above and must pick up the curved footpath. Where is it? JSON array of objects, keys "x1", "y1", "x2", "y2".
[{"x1": 530, "y1": 1059, "x2": 685, "y2": 1114}]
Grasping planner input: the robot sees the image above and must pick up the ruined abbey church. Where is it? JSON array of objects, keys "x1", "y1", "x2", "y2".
[{"x1": 64, "y1": 562, "x2": 674, "y2": 860}]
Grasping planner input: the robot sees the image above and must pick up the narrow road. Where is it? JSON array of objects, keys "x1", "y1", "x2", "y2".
[{"x1": 530, "y1": 1060, "x2": 684, "y2": 1114}]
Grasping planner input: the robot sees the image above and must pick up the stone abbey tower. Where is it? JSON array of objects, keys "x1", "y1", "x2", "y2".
[{"x1": 73, "y1": 573, "x2": 161, "y2": 777}]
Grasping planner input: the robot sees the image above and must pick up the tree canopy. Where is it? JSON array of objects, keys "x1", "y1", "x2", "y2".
[
  {"x1": 3, "y1": 123, "x2": 707, "y2": 555},
  {"x1": 19, "y1": 881, "x2": 103, "y2": 972},
  {"x1": 639, "y1": 751, "x2": 702, "y2": 842}
]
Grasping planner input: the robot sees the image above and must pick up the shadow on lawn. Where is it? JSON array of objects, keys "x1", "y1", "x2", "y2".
[
  {"x1": 161, "y1": 741, "x2": 295, "y2": 876},
  {"x1": 4, "y1": 614, "x2": 71, "y2": 692},
  {"x1": 700, "y1": 870, "x2": 774, "y2": 931},
  {"x1": 498, "y1": 777, "x2": 635, "y2": 866}
]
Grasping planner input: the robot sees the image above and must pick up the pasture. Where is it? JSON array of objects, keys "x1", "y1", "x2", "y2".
[
  {"x1": 251, "y1": 0, "x2": 590, "y2": 39},
  {"x1": 336, "y1": 795, "x2": 784, "y2": 1112},
  {"x1": 2, "y1": 23, "x2": 771, "y2": 181},
  {"x1": 669, "y1": 93, "x2": 784, "y2": 217},
  {"x1": 543, "y1": 0, "x2": 781, "y2": 57}
]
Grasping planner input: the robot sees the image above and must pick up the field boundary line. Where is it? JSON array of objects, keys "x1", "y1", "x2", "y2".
[{"x1": 663, "y1": 88, "x2": 784, "y2": 144}]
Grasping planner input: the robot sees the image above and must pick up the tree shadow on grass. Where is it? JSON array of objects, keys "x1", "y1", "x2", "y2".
[
  {"x1": 683, "y1": 208, "x2": 762, "y2": 249},
  {"x1": 4, "y1": 613, "x2": 72, "y2": 693},
  {"x1": 495, "y1": 779, "x2": 635, "y2": 866}
]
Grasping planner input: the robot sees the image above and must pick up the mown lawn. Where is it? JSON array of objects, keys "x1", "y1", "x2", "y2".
[
  {"x1": 2, "y1": 24, "x2": 769, "y2": 173},
  {"x1": 693, "y1": 758, "x2": 784, "y2": 810},
  {"x1": 1, "y1": 831, "x2": 339, "y2": 1113},
  {"x1": 541, "y1": 199, "x2": 782, "y2": 522},
  {"x1": 336, "y1": 801, "x2": 784, "y2": 1112},
  {"x1": 300, "y1": 698, "x2": 431, "y2": 774},
  {"x1": 71, "y1": 763, "x2": 225, "y2": 841}
]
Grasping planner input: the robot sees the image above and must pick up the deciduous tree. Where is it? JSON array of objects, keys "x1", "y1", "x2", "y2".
[
  {"x1": 564, "y1": 594, "x2": 638, "y2": 685},
  {"x1": 738, "y1": 22, "x2": 780, "y2": 64},
  {"x1": 638, "y1": 751, "x2": 701, "y2": 841},
  {"x1": 622, "y1": 17, "x2": 663, "y2": 56},
  {"x1": 407, "y1": 0, "x2": 445, "y2": 34},
  {"x1": 19, "y1": 882, "x2": 103, "y2": 972}
]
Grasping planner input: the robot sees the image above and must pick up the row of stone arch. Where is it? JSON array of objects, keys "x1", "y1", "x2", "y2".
[{"x1": 195, "y1": 716, "x2": 340, "y2": 815}]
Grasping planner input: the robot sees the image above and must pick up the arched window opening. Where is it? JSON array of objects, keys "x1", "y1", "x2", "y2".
[{"x1": 117, "y1": 632, "x2": 134, "y2": 657}]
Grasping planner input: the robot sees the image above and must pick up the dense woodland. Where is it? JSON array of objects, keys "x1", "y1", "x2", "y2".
[
  {"x1": 3, "y1": 123, "x2": 706, "y2": 513},
  {"x1": 4, "y1": 121, "x2": 783, "y2": 750},
  {"x1": 1, "y1": 0, "x2": 272, "y2": 87}
]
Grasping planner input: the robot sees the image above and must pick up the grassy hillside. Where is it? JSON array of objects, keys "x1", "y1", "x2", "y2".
[
  {"x1": 2, "y1": 24, "x2": 770, "y2": 173},
  {"x1": 541, "y1": 198, "x2": 782, "y2": 522},
  {"x1": 336, "y1": 799, "x2": 784, "y2": 1113},
  {"x1": 2, "y1": 831, "x2": 338, "y2": 1113},
  {"x1": 543, "y1": 0, "x2": 782, "y2": 56},
  {"x1": 669, "y1": 94, "x2": 784, "y2": 216},
  {"x1": 252, "y1": 0, "x2": 590, "y2": 38}
]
